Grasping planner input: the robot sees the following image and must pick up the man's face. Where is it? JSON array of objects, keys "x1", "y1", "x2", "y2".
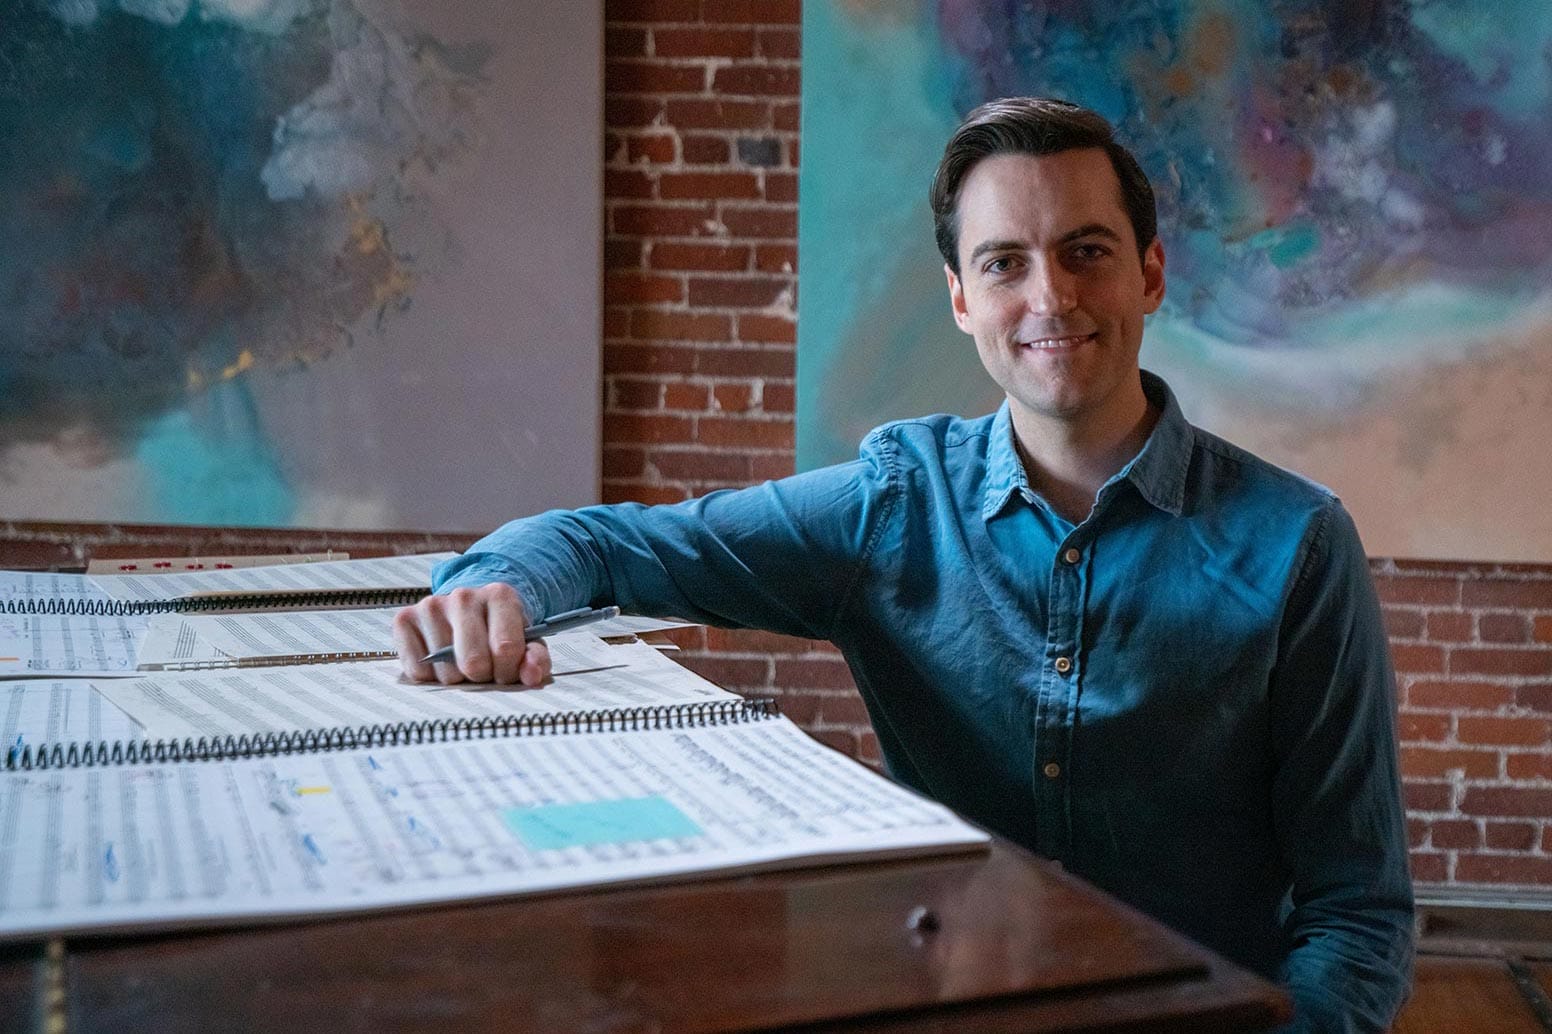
[{"x1": 945, "y1": 149, "x2": 1165, "y2": 433}]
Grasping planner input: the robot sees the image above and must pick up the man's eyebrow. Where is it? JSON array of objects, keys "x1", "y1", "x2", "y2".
[
  {"x1": 966, "y1": 238, "x2": 1027, "y2": 264},
  {"x1": 1058, "y1": 223, "x2": 1124, "y2": 245},
  {"x1": 967, "y1": 224, "x2": 1125, "y2": 265}
]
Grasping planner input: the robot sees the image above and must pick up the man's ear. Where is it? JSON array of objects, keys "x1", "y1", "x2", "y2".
[
  {"x1": 946, "y1": 264, "x2": 972, "y2": 333},
  {"x1": 1142, "y1": 238, "x2": 1166, "y2": 314}
]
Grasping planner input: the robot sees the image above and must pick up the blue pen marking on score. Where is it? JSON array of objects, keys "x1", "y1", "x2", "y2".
[
  {"x1": 407, "y1": 816, "x2": 441, "y2": 850},
  {"x1": 419, "y1": 605, "x2": 621, "y2": 665},
  {"x1": 302, "y1": 834, "x2": 326, "y2": 865},
  {"x1": 503, "y1": 796, "x2": 702, "y2": 851},
  {"x1": 103, "y1": 843, "x2": 120, "y2": 882}
]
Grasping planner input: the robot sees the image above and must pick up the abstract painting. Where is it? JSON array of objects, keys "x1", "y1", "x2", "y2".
[
  {"x1": 1, "y1": 0, "x2": 600, "y2": 530},
  {"x1": 798, "y1": 0, "x2": 1552, "y2": 561}
]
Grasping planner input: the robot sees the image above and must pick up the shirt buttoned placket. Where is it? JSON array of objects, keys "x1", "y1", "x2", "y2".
[{"x1": 1032, "y1": 526, "x2": 1086, "y2": 862}]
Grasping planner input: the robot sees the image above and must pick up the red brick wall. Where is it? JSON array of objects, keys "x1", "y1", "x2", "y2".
[
  {"x1": 4, "y1": 0, "x2": 1551, "y2": 894},
  {"x1": 1379, "y1": 561, "x2": 1552, "y2": 887},
  {"x1": 597, "y1": 0, "x2": 872, "y2": 761}
]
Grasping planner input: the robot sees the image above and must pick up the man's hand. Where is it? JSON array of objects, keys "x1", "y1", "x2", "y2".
[{"x1": 393, "y1": 583, "x2": 552, "y2": 686}]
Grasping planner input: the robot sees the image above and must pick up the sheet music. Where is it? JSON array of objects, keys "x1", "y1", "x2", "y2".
[
  {"x1": 0, "y1": 571, "x2": 114, "y2": 610},
  {"x1": 137, "y1": 608, "x2": 402, "y2": 664},
  {"x1": 0, "y1": 717, "x2": 987, "y2": 941},
  {"x1": 0, "y1": 613, "x2": 229, "y2": 678},
  {"x1": 88, "y1": 553, "x2": 455, "y2": 603},
  {"x1": 90, "y1": 645, "x2": 734, "y2": 741},
  {"x1": 1, "y1": 680, "x2": 146, "y2": 758},
  {"x1": 0, "y1": 613, "x2": 144, "y2": 677},
  {"x1": 588, "y1": 614, "x2": 698, "y2": 637},
  {"x1": 132, "y1": 617, "x2": 231, "y2": 670}
]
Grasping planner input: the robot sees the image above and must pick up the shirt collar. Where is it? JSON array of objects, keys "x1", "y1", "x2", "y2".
[
  {"x1": 1121, "y1": 370, "x2": 1190, "y2": 517},
  {"x1": 980, "y1": 401, "x2": 1032, "y2": 520},
  {"x1": 980, "y1": 370, "x2": 1191, "y2": 522}
]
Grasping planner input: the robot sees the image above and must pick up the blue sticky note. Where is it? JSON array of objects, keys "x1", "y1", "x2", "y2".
[{"x1": 504, "y1": 796, "x2": 702, "y2": 851}]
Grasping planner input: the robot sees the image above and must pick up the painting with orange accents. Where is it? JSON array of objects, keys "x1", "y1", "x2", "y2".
[{"x1": 0, "y1": 0, "x2": 600, "y2": 529}]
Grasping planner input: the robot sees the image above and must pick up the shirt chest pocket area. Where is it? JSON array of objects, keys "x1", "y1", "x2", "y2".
[{"x1": 1074, "y1": 565, "x2": 1281, "y2": 800}]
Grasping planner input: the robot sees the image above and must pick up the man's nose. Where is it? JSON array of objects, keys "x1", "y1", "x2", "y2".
[{"x1": 1025, "y1": 258, "x2": 1077, "y2": 315}]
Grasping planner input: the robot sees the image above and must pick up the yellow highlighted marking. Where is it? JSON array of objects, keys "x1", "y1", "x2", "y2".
[{"x1": 293, "y1": 786, "x2": 332, "y2": 796}]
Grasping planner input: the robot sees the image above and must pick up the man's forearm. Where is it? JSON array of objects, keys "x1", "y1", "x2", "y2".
[{"x1": 431, "y1": 455, "x2": 888, "y2": 639}]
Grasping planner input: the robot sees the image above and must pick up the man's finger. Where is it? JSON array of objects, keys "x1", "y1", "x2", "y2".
[
  {"x1": 392, "y1": 605, "x2": 433, "y2": 682},
  {"x1": 519, "y1": 638, "x2": 552, "y2": 688},
  {"x1": 485, "y1": 585, "x2": 529, "y2": 685},
  {"x1": 410, "y1": 596, "x2": 460, "y2": 685},
  {"x1": 444, "y1": 588, "x2": 492, "y2": 683}
]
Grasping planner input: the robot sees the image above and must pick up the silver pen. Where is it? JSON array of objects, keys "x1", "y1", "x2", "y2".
[{"x1": 419, "y1": 605, "x2": 621, "y2": 664}]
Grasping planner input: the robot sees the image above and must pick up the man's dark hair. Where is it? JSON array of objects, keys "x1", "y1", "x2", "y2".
[{"x1": 930, "y1": 97, "x2": 1158, "y2": 272}]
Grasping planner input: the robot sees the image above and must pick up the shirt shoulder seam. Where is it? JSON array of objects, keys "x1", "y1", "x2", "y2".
[
  {"x1": 874, "y1": 416, "x2": 992, "y2": 450},
  {"x1": 825, "y1": 427, "x2": 903, "y2": 638},
  {"x1": 1279, "y1": 495, "x2": 1339, "y2": 635},
  {"x1": 1192, "y1": 427, "x2": 1339, "y2": 503}
]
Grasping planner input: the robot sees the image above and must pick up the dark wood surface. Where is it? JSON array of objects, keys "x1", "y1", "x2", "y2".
[
  {"x1": 0, "y1": 942, "x2": 43, "y2": 1034},
  {"x1": 1392, "y1": 956, "x2": 1549, "y2": 1034},
  {"x1": 3, "y1": 841, "x2": 1289, "y2": 1033}
]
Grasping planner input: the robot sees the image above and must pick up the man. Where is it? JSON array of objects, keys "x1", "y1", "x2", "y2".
[{"x1": 395, "y1": 98, "x2": 1414, "y2": 1032}]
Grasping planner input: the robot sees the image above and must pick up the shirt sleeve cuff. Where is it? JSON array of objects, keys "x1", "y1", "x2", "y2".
[{"x1": 431, "y1": 553, "x2": 544, "y2": 618}]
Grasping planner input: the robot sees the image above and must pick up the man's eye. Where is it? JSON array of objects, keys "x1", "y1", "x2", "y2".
[
  {"x1": 984, "y1": 256, "x2": 1017, "y2": 274},
  {"x1": 1071, "y1": 244, "x2": 1109, "y2": 262}
]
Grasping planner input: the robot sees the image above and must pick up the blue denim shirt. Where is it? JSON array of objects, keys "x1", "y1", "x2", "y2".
[{"x1": 436, "y1": 372, "x2": 1414, "y2": 1032}]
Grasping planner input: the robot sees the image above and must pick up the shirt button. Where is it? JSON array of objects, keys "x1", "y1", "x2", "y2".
[
  {"x1": 1063, "y1": 547, "x2": 1080, "y2": 564},
  {"x1": 1043, "y1": 762, "x2": 1061, "y2": 779},
  {"x1": 1054, "y1": 656, "x2": 1072, "y2": 674}
]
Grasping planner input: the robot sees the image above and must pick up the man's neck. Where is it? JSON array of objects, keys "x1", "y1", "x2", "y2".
[{"x1": 1009, "y1": 388, "x2": 1159, "y2": 525}]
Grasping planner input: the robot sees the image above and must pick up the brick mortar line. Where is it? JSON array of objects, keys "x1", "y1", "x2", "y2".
[
  {"x1": 1385, "y1": 604, "x2": 1552, "y2": 611},
  {"x1": 1402, "y1": 676, "x2": 1552, "y2": 684},
  {"x1": 605, "y1": 58, "x2": 802, "y2": 66},
  {"x1": 604, "y1": 346, "x2": 793, "y2": 352},
  {"x1": 605, "y1": 451, "x2": 795, "y2": 458},
  {"x1": 606, "y1": 23, "x2": 802, "y2": 29},
  {"x1": 609, "y1": 268, "x2": 798, "y2": 275},
  {"x1": 608, "y1": 132, "x2": 801, "y2": 139},
  {"x1": 606, "y1": 375, "x2": 797, "y2": 382},
  {"x1": 606, "y1": 200, "x2": 800, "y2": 206}
]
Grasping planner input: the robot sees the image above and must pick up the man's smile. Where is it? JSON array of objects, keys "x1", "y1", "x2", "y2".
[{"x1": 1018, "y1": 332, "x2": 1096, "y2": 351}]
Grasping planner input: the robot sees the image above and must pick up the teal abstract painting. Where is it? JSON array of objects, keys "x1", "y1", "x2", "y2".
[
  {"x1": 1, "y1": 0, "x2": 601, "y2": 530},
  {"x1": 799, "y1": 1, "x2": 1552, "y2": 561}
]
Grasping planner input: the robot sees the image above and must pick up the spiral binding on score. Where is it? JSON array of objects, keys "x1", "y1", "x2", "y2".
[
  {"x1": 0, "y1": 587, "x2": 429, "y2": 617},
  {"x1": 4, "y1": 697, "x2": 779, "y2": 771}
]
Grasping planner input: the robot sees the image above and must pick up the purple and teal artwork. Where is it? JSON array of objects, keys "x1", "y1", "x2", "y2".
[
  {"x1": 1, "y1": 0, "x2": 601, "y2": 530},
  {"x1": 798, "y1": 0, "x2": 1552, "y2": 561}
]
